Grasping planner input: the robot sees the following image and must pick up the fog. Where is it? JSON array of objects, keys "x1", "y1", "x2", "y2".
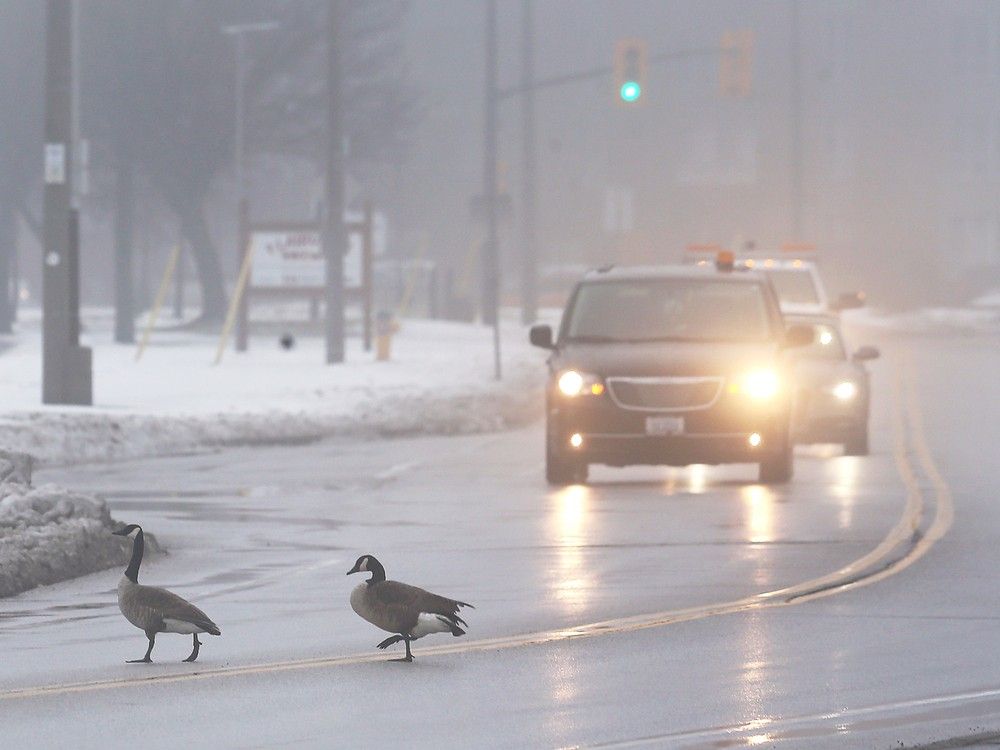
[{"x1": 1, "y1": 0, "x2": 997, "y2": 326}]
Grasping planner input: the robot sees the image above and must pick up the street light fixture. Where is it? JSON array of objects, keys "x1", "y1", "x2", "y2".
[{"x1": 221, "y1": 21, "x2": 279, "y2": 206}]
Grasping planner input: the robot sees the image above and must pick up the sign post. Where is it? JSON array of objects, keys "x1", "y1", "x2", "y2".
[{"x1": 231, "y1": 213, "x2": 375, "y2": 357}]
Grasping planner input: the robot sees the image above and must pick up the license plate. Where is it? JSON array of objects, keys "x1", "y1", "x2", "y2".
[{"x1": 645, "y1": 416, "x2": 684, "y2": 436}]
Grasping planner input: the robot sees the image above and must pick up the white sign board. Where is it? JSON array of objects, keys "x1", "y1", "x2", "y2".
[
  {"x1": 249, "y1": 230, "x2": 362, "y2": 290},
  {"x1": 44, "y1": 143, "x2": 66, "y2": 185}
]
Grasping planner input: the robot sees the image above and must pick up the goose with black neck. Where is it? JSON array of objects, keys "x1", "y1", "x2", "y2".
[
  {"x1": 347, "y1": 554, "x2": 473, "y2": 662},
  {"x1": 112, "y1": 524, "x2": 221, "y2": 663}
]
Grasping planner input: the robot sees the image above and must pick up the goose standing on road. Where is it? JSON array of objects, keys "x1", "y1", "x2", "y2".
[
  {"x1": 347, "y1": 554, "x2": 473, "y2": 662},
  {"x1": 112, "y1": 524, "x2": 221, "y2": 663}
]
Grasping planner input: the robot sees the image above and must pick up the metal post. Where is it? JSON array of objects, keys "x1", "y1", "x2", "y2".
[
  {"x1": 519, "y1": 0, "x2": 538, "y2": 326},
  {"x1": 42, "y1": 0, "x2": 91, "y2": 405},
  {"x1": 0, "y1": 201, "x2": 13, "y2": 333},
  {"x1": 324, "y1": 0, "x2": 346, "y2": 364},
  {"x1": 222, "y1": 21, "x2": 277, "y2": 343},
  {"x1": 789, "y1": 0, "x2": 803, "y2": 239},
  {"x1": 173, "y1": 241, "x2": 185, "y2": 319},
  {"x1": 483, "y1": 0, "x2": 501, "y2": 379},
  {"x1": 362, "y1": 200, "x2": 374, "y2": 352},
  {"x1": 235, "y1": 198, "x2": 249, "y2": 351},
  {"x1": 113, "y1": 153, "x2": 135, "y2": 343},
  {"x1": 234, "y1": 33, "x2": 245, "y2": 206}
]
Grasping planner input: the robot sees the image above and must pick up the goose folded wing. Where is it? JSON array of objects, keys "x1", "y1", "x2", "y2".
[
  {"x1": 378, "y1": 581, "x2": 471, "y2": 623},
  {"x1": 142, "y1": 586, "x2": 220, "y2": 634}
]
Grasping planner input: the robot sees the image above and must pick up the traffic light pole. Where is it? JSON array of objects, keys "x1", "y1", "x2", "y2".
[
  {"x1": 323, "y1": 0, "x2": 346, "y2": 364},
  {"x1": 42, "y1": 0, "x2": 91, "y2": 405},
  {"x1": 789, "y1": 0, "x2": 803, "y2": 239},
  {"x1": 483, "y1": 0, "x2": 501, "y2": 378},
  {"x1": 519, "y1": 0, "x2": 538, "y2": 326}
]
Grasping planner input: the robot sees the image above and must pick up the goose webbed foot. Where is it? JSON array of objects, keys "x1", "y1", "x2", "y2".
[
  {"x1": 388, "y1": 637, "x2": 414, "y2": 662},
  {"x1": 183, "y1": 635, "x2": 202, "y2": 663},
  {"x1": 127, "y1": 635, "x2": 155, "y2": 664},
  {"x1": 377, "y1": 635, "x2": 404, "y2": 650}
]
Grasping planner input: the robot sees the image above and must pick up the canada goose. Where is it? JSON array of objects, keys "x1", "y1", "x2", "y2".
[
  {"x1": 347, "y1": 554, "x2": 473, "y2": 662},
  {"x1": 111, "y1": 524, "x2": 221, "y2": 663}
]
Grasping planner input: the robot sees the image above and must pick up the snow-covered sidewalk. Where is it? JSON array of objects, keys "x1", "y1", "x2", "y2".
[
  {"x1": 842, "y1": 288, "x2": 1000, "y2": 335},
  {"x1": 0, "y1": 309, "x2": 548, "y2": 465}
]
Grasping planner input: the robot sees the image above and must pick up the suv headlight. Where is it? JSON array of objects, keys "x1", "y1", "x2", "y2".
[
  {"x1": 557, "y1": 370, "x2": 605, "y2": 397},
  {"x1": 735, "y1": 369, "x2": 780, "y2": 400},
  {"x1": 832, "y1": 380, "x2": 858, "y2": 401}
]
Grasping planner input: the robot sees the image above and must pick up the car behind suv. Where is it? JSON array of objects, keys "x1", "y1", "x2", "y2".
[
  {"x1": 530, "y1": 264, "x2": 813, "y2": 485},
  {"x1": 787, "y1": 314, "x2": 879, "y2": 455}
]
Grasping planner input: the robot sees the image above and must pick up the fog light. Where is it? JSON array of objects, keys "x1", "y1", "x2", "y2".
[
  {"x1": 748, "y1": 432, "x2": 762, "y2": 448},
  {"x1": 833, "y1": 381, "x2": 858, "y2": 401},
  {"x1": 569, "y1": 433, "x2": 583, "y2": 449}
]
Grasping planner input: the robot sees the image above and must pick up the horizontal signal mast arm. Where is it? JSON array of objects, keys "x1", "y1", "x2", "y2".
[{"x1": 496, "y1": 47, "x2": 719, "y2": 100}]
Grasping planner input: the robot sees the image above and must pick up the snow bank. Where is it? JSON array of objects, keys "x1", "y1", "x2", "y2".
[
  {"x1": 0, "y1": 450, "x2": 153, "y2": 597},
  {"x1": 842, "y1": 303, "x2": 1000, "y2": 335},
  {"x1": 0, "y1": 310, "x2": 548, "y2": 465}
]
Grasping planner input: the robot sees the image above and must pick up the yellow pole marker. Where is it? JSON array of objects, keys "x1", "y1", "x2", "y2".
[
  {"x1": 213, "y1": 238, "x2": 254, "y2": 366},
  {"x1": 134, "y1": 245, "x2": 180, "y2": 362}
]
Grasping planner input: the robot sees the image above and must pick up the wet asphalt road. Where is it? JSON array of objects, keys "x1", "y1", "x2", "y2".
[{"x1": 1, "y1": 330, "x2": 997, "y2": 749}]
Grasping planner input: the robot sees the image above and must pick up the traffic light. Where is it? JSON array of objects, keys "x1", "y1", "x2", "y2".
[
  {"x1": 614, "y1": 39, "x2": 648, "y2": 105},
  {"x1": 720, "y1": 29, "x2": 754, "y2": 97}
]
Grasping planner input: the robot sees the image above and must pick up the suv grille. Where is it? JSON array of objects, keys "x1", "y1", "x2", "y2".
[{"x1": 606, "y1": 377, "x2": 723, "y2": 412}]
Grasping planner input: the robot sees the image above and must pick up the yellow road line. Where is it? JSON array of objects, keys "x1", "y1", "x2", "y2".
[{"x1": 0, "y1": 352, "x2": 954, "y2": 701}]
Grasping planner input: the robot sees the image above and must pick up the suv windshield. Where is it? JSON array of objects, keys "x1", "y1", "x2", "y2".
[
  {"x1": 564, "y1": 279, "x2": 774, "y2": 343},
  {"x1": 764, "y1": 269, "x2": 820, "y2": 305}
]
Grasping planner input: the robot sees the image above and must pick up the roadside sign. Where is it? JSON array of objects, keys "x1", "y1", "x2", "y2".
[
  {"x1": 249, "y1": 230, "x2": 364, "y2": 290},
  {"x1": 44, "y1": 143, "x2": 66, "y2": 184}
]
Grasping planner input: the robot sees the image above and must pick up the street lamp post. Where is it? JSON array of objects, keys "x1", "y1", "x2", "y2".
[
  {"x1": 222, "y1": 21, "x2": 279, "y2": 207},
  {"x1": 483, "y1": 0, "x2": 501, "y2": 380},
  {"x1": 222, "y1": 21, "x2": 277, "y2": 353}
]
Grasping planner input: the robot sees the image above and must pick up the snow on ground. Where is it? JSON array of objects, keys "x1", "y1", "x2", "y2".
[
  {"x1": 0, "y1": 450, "x2": 146, "y2": 597},
  {"x1": 842, "y1": 295, "x2": 1000, "y2": 335},
  {"x1": 0, "y1": 308, "x2": 550, "y2": 465}
]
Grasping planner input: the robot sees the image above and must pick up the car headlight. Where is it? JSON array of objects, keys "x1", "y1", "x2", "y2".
[
  {"x1": 735, "y1": 369, "x2": 780, "y2": 400},
  {"x1": 832, "y1": 381, "x2": 858, "y2": 401},
  {"x1": 557, "y1": 370, "x2": 604, "y2": 397}
]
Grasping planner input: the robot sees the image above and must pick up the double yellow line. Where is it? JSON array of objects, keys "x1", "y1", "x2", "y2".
[{"x1": 0, "y1": 352, "x2": 953, "y2": 701}]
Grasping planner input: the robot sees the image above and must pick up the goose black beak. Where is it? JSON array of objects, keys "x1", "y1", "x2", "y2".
[
  {"x1": 346, "y1": 567, "x2": 357, "y2": 575},
  {"x1": 111, "y1": 528, "x2": 129, "y2": 536}
]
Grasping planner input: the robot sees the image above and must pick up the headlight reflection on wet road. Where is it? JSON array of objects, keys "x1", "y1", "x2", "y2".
[
  {"x1": 548, "y1": 484, "x2": 595, "y2": 615},
  {"x1": 830, "y1": 455, "x2": 860, "y2": 530}
]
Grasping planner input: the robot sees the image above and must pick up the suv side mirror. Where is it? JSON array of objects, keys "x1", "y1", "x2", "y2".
[
  {"x1": 853, "y1": 345, "x2": 880, "y2": 361},
  {"x1": 529, "y1": 324, "x2": 554, "y2": 350},
  {"x1": 832, "y1": 291, "x2": 866, "y2": 311},
  {"x1": 783, "y1": 324, "x2": 814, "y2": 348}
]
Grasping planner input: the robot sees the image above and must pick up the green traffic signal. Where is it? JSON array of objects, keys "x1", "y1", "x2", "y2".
[{"x1": 620, "y1": 80, "x2": 641, "y2": 102}]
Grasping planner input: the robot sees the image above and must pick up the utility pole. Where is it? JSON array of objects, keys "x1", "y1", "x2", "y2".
[
  {"x1": 789, "y1": 0, "x2": 803, "y2": 239},
  {"x1": 113, "y1": 147, "x2": 135, "y2": 343},
  {"x1": 324, "y1": 0, "x2": 346, "y2": 364},
  {"x1": 519, "y1": 0, "x2": 538, "y2": 326},
  {"x1": 42, "y1": 0, "x2": 91, "y2": 404},
  {"x1": 483, "y1": 0, "x2": 501, "y2": 379}
]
